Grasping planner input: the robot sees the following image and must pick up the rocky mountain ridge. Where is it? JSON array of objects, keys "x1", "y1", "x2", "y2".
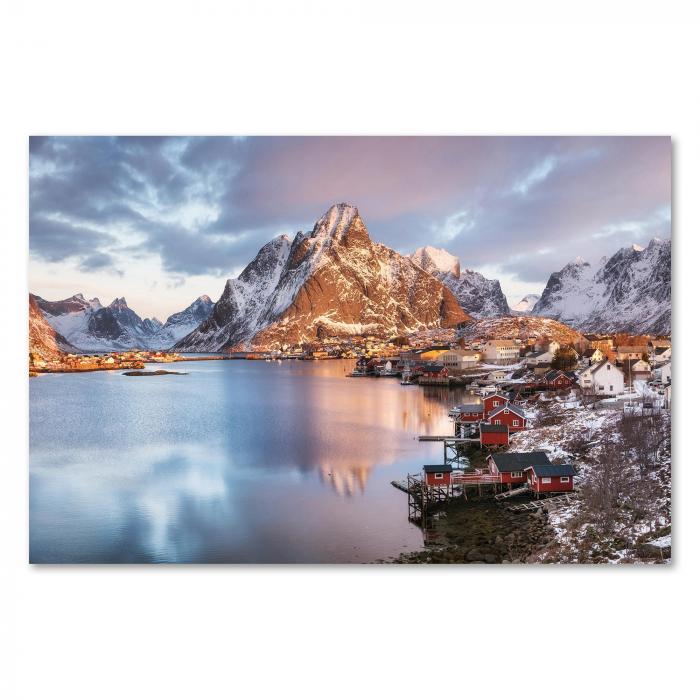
[
  {"x1": 33, "y1": 293, "x2": 214, "y2": 351},
  {"x1": 408, "y1": 245, "x2": 511, "y2": 318},
  {"x1": 176, "y1": 204, "x2": 470, "y2": 351},
  {"x1": 531, "y1": 238, "x2": 671, "y2": 334}
]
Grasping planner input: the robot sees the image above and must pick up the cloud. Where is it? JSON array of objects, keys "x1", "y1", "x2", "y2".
[
  {"x1": 78, "y1": 252, "x2": 122, "y2": 275},
  {"x1": 28, "y1": 135, "x2": 672, "y2": 301}
]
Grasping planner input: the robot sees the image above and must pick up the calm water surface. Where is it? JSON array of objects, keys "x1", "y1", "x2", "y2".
[{"x1": 29, "y1": 358, "x2": 467, "y2": 563}]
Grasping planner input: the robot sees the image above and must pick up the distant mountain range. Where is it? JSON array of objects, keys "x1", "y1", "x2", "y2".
[
  {"x1": 511, "y1": 294, "x2": 541, "y2": 313},
  {"x1": 531, "y1": 238, "x2": 671, "y2": 335},
  {"x1": 32, "y1": 292, "x2": 214, "y2": 351},
  {"x1": 29, "y1": 205, "x2": 671, "y2": 352}
]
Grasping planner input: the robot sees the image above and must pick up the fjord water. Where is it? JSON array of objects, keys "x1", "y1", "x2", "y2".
[{"x1": 29, "y1": 359, "x2": 461, "y2": 563}]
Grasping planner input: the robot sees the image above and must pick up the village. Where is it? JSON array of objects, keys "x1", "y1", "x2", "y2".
[
  {"x1": 28, "y1": 349, "x2": 189, "y2": 374},
  {"x1": 367, "y1": 331, "x2": 673, "y2": 564}
]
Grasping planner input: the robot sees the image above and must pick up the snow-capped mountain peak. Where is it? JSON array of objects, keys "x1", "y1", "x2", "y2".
[
  {"x1": 408, "y1": 246, "x2": 510, "y2": 318},
  {"x1": 511, "y1": 294, "x2": 541, "y2": 313},
  {"x1": 531, "y1": 237, "x2": 671, "y2": 334},
  {"x1": 409, "y1": 246, "x2": 461, "y2": 278},
  {"x1": 33, "y1": 292, "x2": 215, "y2": 351},
  {"x1": 176, "y1": 204, "x2": 469, "y2": 352}
]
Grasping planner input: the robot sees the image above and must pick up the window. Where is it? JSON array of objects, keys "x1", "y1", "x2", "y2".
[
  {"x1": 513, "y1": 420, "x2": 519, "y2": 426},
  {"x1": 494, "y1": 400, "x2": 500, "y2": 406},
  {"x1": 494, "y1": 420, "x2": 501, "y2": 425},
  {"x1": 560, "y1": 476, "x2": 570, "y2": 483},
  {"x1": 542, "y1": 477, "x2": 552, "y2": 484},
  {"x1": 434, "y1": 473, "x2": 443, "y2": 480},
  {"x1": 504, "y1": 408, "x2": 509, "y2": 414},
  {"x1": 511, "y1": 471, "x2": 523, "y2": 478},
  {"x1": 607, "y1": 364, "x2": 611, "y2": 370},
  {"x1": 610, "y1": 385, "x2": 613, "y2": 392}
]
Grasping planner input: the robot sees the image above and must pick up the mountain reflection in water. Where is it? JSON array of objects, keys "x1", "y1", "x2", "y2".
[{"x1": 30, "y1": 358, "x2": 466, "y2": 563}]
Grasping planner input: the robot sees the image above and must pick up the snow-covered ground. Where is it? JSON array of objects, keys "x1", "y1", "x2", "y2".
[{"x1": 509, "y1": 392, "x2": 671, "y2": 564}]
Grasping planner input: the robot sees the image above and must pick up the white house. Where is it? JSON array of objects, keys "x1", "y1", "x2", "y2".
[
  {"x1": 578, "y1": 360, "x2": 626, "y2": 396},
  {"x1": 658, "y1": 361, "x2": 671, "y2": 385},
  {"x1": 582, "y1": 348, "x2": 605, "y2": 366},
  {"x1": 651, "y1": 345, "x2": 672, "y2": 365},
  {"x1": 482, "y1": 340, "x2": 520, "y2": 365},
  {"x1": 439, "y1": 349, "x2": 482, "y2": 370},
  {"x1": 631, "y1": 359, "x2": 651, "y2": 375},
  {"x1": 525, "y1": 350, "x2": 553, "y2": 367},
  {"x1": 487, "y1": 369, "x2": 508, "y2": 382}
]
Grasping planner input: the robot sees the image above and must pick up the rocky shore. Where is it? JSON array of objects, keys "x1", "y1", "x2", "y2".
[{"x1": 389, "y1": 498, "x2": 555, "y2": 564}]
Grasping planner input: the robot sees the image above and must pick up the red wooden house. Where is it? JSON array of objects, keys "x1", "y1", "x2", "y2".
[
  {"x1": 482, "y1": 392, "x2": 510, "y2": 415},
  {"x1": 423, "y1": 464, "x2": 453, "y2": 486},
  {"x1": 485, "y1": 403, "x2": 527, "y2": 431},
  {"x1": 524, "y1": 464, "x2": 576, "y2": 493},
  {"x1": 542, "y1": 370, "x2": 576, "y2": 391},
  {"x1": 479, "y1": 423, "x2": 509, "y2": 448},
  {"x1": 487, "y1": 451, "x2": 552, "y2": 486},
  {"x1": 421, "y1": 364, "x2": 449, "y2": 379},
  {"x1": 449, "y1": 397, "x2": 485, "y2": 423}
]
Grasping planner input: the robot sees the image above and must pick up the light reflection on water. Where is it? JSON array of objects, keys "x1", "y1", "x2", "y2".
[{"x1": 29, "y1": 359, "x2": 467, "y2": 563}]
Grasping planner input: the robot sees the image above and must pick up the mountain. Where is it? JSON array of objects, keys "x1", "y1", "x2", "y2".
[
  {"x1": 29, "y1": 294, "x2": 76, "y2": 359},
  {"x1": 149, "y1": 295, "x2": 214, "y2": 348},
  {"x1": 409, "y1": 245, "x2": 510, "y2": 318},
  {"x1": 34, "y1": 293, "x2": 214, "y2": 350},
  {"x1": 459, "y1": 315, "x2": 583, "y2": 346},
  {"x1": 511, "y1": 294, "x2": 541, "y2": 313},
  {"x1": 531, "y1": 238, "x2": 671, "y2": 334},
  {"x1": 176, "y1": 203, "x2": 469, "y2": 351}
]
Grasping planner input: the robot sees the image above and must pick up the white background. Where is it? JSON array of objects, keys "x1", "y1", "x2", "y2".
[{"x1": 1, "y1": 2, "x2": 697, "y2": 698}]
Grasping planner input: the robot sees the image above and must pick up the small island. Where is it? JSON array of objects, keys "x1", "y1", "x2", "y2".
[{"x1": 122, "y1": 369, "x2": 188, "y2": 377}]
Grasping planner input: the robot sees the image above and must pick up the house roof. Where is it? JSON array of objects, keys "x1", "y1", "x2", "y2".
[
  {"x1": 453, "y1": 398, "x2": 484, "y2": 412},
  {"x1": 589, "y1": 359, "x2": 621, "y2": 375},
  {"x1": 617, "y1": 346, "x2": 646, "y2": 353},
  {"x1": 423, "y1": 464, "x2": 453, "y2": 473},
  {"x1": 480, "y1": 423, "x2": 509, "y2": 434},
  {"x1": 422, "y1": 364, "x2": 446, "y2": 372},
  {"x1": 484, "y1": 392, "x2": 510, "y2": 401},
  {"x1": 490, "y1": 452, "x2": 551, "y2": 472},
  {"x1": 525, "y1": 464, "x2": 577, "y2": 478},
  {"x1": 488, "y1": 403, "x2": 525, "y2": 419}
]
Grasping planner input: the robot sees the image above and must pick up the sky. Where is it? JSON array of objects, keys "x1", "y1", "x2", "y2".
[{"x1": 28, "y1": 136, "x2": 672, "y2": 320}]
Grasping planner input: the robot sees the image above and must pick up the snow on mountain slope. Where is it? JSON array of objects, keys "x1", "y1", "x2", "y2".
[
  {"x1": 459, "y1": 315, "x2": 583, "y2": 345},
  {"x1": 531, "y1": 238, "x2": 671, "y2": 334},
  {"x1": 34, "y1": 293, "x2": 214, "y2": 350},
  {"x1": 148, "y1": 295, "x2": 214, "y2": 348},
  {"x1": 409, "y1": 246, "x2": 510, "y2": 318},
  {"x1": 176, "y1": 203, "x2": 470, "y2": 351},
  {"x1": 511, "y1": 294, "x2": 541, "y2": 313}
]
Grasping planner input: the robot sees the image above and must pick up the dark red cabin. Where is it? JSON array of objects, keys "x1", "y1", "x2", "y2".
[
  {"x1": 542, "y1": 370, "x2": 576, "y2": 390},
  {"x1": 487, "y1": 451, "x2": 552, "y2": 486},
  {"x1": 421, "y1": 364, "x2": 449, "y2": 379},
  {"x1": 485, "y1": 404, "x2": 527, "y2": 431},
  {"x1": 479, "y1": 423, "x2": 509, "y2": 448},
  {"x1": 482, "y1": 393, "x2": 510, "y2": 414},
  {"x1": 525, "y1": 464, "x2": 576, "y2": 493},
  {"x1": 450, "y1": 397, "x2": 485, "y2": 423},
  {"x1": 423, "y1": 464, "x2": 453, "y2": 486}
]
